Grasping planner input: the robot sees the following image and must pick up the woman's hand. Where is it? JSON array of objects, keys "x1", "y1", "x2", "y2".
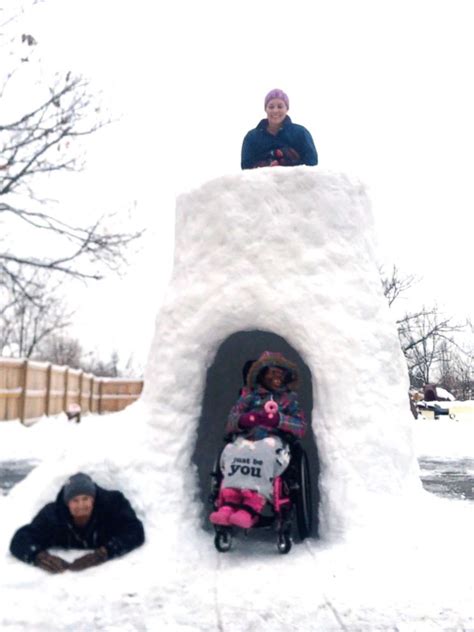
[{"x1": 273, "y1": 148, "x2": 301, "y2": 166}]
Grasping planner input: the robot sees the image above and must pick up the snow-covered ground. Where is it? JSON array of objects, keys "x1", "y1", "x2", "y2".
[
  {"x1": 414, "y1": 412, "x2": 474, "y2": 458},
  {"x1": 1, "y1": 168, "x2": 473, "y2": 630},
  {"x1": 0, "y1": 409, "x2": 473, "y2": 632}
]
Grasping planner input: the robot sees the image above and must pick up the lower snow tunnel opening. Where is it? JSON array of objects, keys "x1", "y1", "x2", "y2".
[{"x1": 193, "y1": 330, "x2": 320, "y2": 536}]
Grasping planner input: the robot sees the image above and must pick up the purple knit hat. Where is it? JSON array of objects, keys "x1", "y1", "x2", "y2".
[{"x1": 264, "y1": 89, "x2": 289, "y2": 109}]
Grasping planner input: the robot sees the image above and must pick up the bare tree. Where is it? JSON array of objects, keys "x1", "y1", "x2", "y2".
[
  {"x1": 380, "y1": 265, "x2": 467, "y2": 389},
  {"x1": 1, "y1": 7, "x2": 141, "y2": 306},
  {"x1": 1, "y1": 72, "x2": 141, "y2": 288},
  {"x1": 82, "y1": 350, "x2": 122, "y2": 377},
  {"x1": 35, "y1": 333, "x2": 83, "y2": 368},
  {"x1": 437, "y1": 343, "x2": 473, "y2": 400},
  {"x1": 436, "y1": 341, "x2": 457, "y2": 394},
  {"x1": 0, "y1": 273, "x2": 71, "y2": 357},
  {"x1": 1, "y1": 1, "x2": 43, "y2": 96},
  {"x1": 397, "y1": 308, "x2": 464, "y2": 386},
  {"x1": 453, "y1": 351, "x2": 474, "y2": 400}
]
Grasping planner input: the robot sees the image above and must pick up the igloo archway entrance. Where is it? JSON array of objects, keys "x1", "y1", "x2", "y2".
[{"x1": 192, "y1": 330, "x2": 320, "y2": 536}]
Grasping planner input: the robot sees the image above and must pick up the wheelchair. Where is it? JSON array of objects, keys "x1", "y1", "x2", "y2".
[{"x1": 209, "y1": 433, "x2": 312, "y2": 554}]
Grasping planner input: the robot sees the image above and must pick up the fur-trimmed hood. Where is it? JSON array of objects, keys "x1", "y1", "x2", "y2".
[{"x1": 246, "y1": 351, "x2": 299, "y2": 391}]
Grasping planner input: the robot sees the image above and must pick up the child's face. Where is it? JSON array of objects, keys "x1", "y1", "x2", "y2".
[{"x1": 262, "y1": 367, "x2": 285, "y2": 391}]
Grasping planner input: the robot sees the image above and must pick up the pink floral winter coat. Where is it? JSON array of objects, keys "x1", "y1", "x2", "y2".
[{"x1": 226, "y1": 385, "x2": 306, "y2": 440}]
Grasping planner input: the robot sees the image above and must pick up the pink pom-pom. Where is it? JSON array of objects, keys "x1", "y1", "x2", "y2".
[
  {"x1": 264, "y1": 401, "x2": 278, "y2": 415},
  {"x1": 249, "y1": 415, "x2": 255, "y2": 422}
]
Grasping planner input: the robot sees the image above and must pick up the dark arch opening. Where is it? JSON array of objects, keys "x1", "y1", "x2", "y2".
[{"x1": 192, "y1": 330, "x2": 320, "y2": 537}]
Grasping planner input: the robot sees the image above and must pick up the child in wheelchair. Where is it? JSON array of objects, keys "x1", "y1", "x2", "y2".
[{"x1": 210, "y1": 351, "x2": 306, "y2": 530}]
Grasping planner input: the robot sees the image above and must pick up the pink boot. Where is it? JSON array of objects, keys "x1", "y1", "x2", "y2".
[
  {"x1": 229, "y1": 489, "x2": 266, "y2": 529},
  {"x1": 209, "y1": 488, "x2": 241, "y2": 526},
  {"x1": 209, "y1": 505, "x2": 234, "y2": 526}
]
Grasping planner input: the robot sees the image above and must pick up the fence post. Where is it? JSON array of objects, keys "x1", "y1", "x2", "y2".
[
  {"x1": 63, "y1": 367, "x2": 69, "y2": 414},
  {"x1": 19, "y1": 359, "x2": 28, "y2": 425},
  {"x1": 78, "y1": 370, "x2": 83, "y2": 410},
  {"x1": 98, "y1": 379, "x2": 103, "y2": 415},
  {"x1": 89, "y1": 376, "x2": 94, "y2": 413},
  {"x1": 45, "y1": 363, "x2": 52, "y2": 417}
]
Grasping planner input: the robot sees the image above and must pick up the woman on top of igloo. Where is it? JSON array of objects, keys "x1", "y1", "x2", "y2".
[{"x1": 241, "y1": 89, "x2": 318, "y2": 169}]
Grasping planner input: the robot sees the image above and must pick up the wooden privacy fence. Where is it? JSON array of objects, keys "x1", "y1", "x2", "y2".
[{"x1": 0, "y1": 357, "x2": 144, "y2": 423}]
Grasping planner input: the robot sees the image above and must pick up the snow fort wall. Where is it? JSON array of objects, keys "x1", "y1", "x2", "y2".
[{"x1": 143, "y1": 167, "x2": 421, "y2": 540}]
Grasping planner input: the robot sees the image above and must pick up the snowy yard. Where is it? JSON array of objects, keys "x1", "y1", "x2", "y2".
[
  {"x1": 1, "y1": 165, "x2": 472, "y2": 631},
  {"x1": 0, "y1": 410, "x2": 473, "y2": 632},
  {"x1": 1, "y1": 169, "x2": 473, "y2": 631}
]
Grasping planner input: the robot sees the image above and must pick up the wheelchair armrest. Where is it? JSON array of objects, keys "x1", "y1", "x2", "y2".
[
  {"x1": 223, "y1": 432, "x2": 238, "y2": 443},
  {"x1": 277, "y1": 431, "x2": 300, "y2": 446}
]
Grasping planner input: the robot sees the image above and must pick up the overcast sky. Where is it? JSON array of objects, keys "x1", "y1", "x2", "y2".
[{"x1": 7, "y1": 0, "x2": 474, "y2": 371}]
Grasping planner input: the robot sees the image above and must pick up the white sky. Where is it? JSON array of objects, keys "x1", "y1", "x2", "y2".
[{"x1": 6, "y1": 0, "x2": 474, "y2": 371}]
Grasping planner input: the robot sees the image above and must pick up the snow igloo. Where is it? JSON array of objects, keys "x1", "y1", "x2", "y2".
[{"x1": 142, "y1": 167, "x2": 421, "y2": 541}]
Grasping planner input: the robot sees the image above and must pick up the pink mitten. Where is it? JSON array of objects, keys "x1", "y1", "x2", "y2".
[{"x1": 239, "y1": 412, "x2": 260, "y2": 429}]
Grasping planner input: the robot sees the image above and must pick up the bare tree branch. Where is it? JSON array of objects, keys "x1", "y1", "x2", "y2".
[
  {"x1": 380, "y1": 265, "x2": 469, "y2": 390},
  {"x1": 379, "y1": 264, "x2": 418, "y2": 307},
  {"x1": 0, "y1": 272, "x2": 72, "y2": 357},
  {"x1": 1, "y1": 24, "x2": 142, "y2": 304}
]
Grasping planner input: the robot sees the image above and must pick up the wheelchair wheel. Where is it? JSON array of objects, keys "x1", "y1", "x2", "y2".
[
  {"x1": 214, "y1": 529, "x2": 233, "y2": 553},
  {"x1": 295, "y1": 448, "x2": 312, "y2": 540},
  {"x1": 276, "y1": 531, "x2": 292, "y2": 554},
  {"x1": 209, "y1": 451, "x2": 224, "y2": 506}
]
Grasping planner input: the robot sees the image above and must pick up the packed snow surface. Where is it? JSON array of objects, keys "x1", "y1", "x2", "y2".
[
  {"x1": 1, "y1": 411, "x2": 473, "y2": 631},
  {"x1": 1, "y1": 170, "x2": 472, "y2": 630}
]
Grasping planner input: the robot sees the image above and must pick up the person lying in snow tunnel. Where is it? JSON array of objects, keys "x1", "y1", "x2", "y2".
[
  {"x1": 9, "y1": 472, "x2": 145, "y2": 573},
  {"x1": 241, "y1": 88, "x2": 318, "y2": 169},
  {"x1": 209, "y1": 350, "x2": 307, "y2": 529}
]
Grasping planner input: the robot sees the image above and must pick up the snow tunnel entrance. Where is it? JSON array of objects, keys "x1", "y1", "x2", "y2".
[{"x1": 193, "y1": 330, "x2": 320, "y2": 536}]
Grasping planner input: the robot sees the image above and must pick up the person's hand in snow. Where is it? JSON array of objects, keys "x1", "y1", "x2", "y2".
[
  {"x1": 35, "y1": 550, "x2": 70, "y2": 573},
  {"x1": 69, "y1": 546, "x2": 108, "y2": 571}
]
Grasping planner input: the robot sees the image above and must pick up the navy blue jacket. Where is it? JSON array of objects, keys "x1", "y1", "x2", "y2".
[
  {"x1": 10, "y1": 484, "x2": 145, "y2": 564},
  {"x1": 241, "y1": 116, "x2": 318, "y2": 169}
]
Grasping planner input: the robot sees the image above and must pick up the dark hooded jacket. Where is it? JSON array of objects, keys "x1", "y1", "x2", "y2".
[
  {"x1": 241, "y1": 116, "x2": 318, "y2": 169},
  {"x1": 10, "y1": 483, "x2": 145, "y2": 565},
  {"x1": 226, "y1": 351, "x2": 306, "y2": 439}
]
